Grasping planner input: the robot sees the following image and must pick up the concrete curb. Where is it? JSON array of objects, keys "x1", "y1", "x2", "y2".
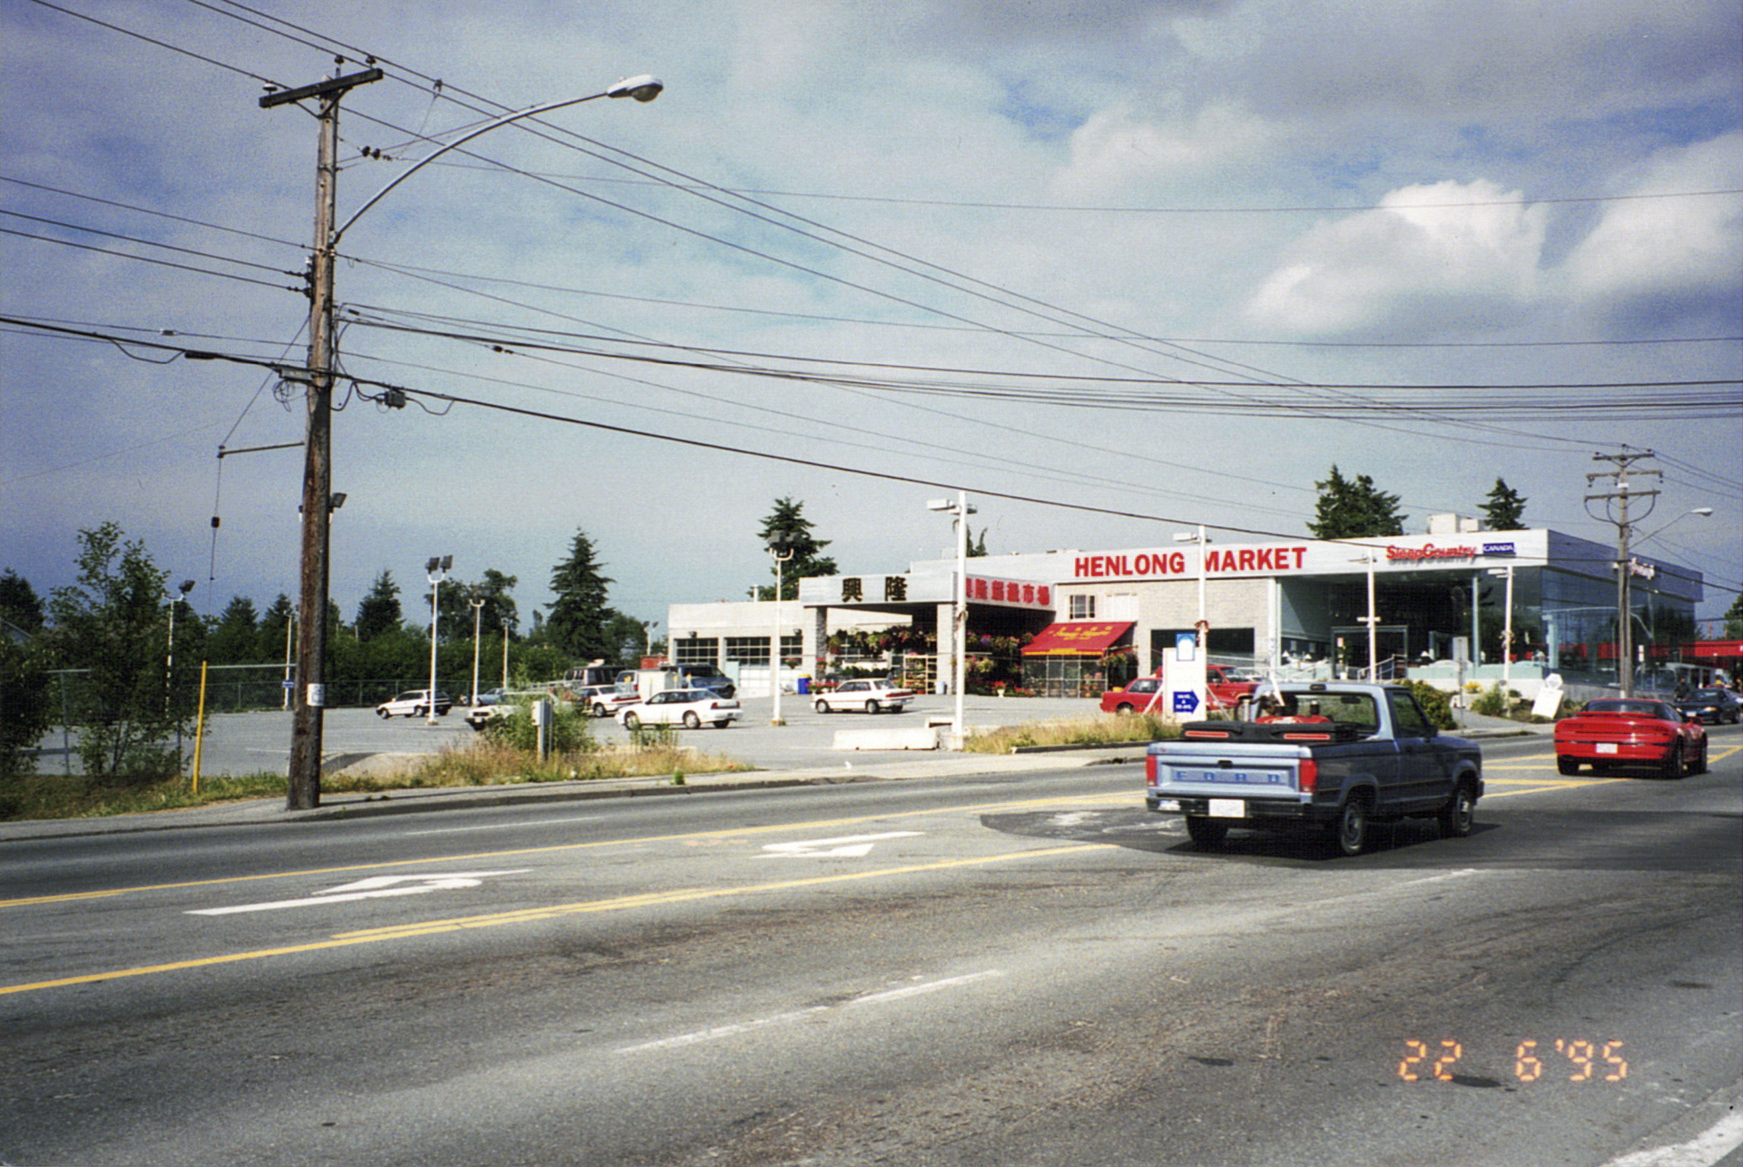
[{"x1": 0, "y1": 750, "x2": 1114, "y2": 842}]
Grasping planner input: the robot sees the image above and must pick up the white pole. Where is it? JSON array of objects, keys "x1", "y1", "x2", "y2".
[
  {"x1": 1196, "y1": 523, "x2": 1206, "y2": 636},
  {"x1": 470, "y1": 597, "x2": 484, "y2": 704},
  {"x1": 427, "y1": 573, "x2": 441, "y2": 725},
  {"x1": 954, "y1": 490, "x2": 968, "y2": 744},
  {"x1": 1503, "y1": 565, "x2": 1514, "y2": 690},
  {"x1": 770, "y1": 552, "x2": 786, "y2": 725},
  {"x1": 1367, "y1": 551, "x2": 1378, "y2": 679}
]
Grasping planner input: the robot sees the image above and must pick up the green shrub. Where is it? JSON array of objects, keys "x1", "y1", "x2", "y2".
[
  {"x1": 480, "y1": 698, "x2": 595, "y2": 754},
  {"x1": 1470, "y1": 683, "x2": 1508, "y2": 717},
  {"x1": 1403, "y1": 680, "x2": 1456, "y2": 729}
]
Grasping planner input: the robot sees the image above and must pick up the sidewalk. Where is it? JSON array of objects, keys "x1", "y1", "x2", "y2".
[{"x1": 0, "y1": 747, "x2": 1143, "y2": 843}]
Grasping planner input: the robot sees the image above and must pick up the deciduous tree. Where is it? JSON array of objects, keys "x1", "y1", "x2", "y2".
[{"x1": 48, "y1": 523, "x2": 195, "y2": 782}]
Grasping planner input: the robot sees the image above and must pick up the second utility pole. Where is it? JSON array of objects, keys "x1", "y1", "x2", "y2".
[{"x1": 262, "y1": 64, "x2": 381, "y2": 809}]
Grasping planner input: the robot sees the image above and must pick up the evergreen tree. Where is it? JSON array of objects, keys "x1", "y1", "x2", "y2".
[
  {"x1": 1723, "y1": 592, "x2": 1743, "y2": 640},
  {"x1": 207, "y1": 595, "x2": 259, "y2": 664},
  {"x1": 257, "y1": 593, "x2": 295, "y2": 662},
  {"x1": 0, "y1": 569, "x2": 51, "y2": 776},
  {"x1": 0, "y1": 569, "x2": 45, "y2": 632},
  {"x1": 1308, "y1": 465, "x2": 1406, "y2": 539},
  {"x1": 546, "y1": 530, "x2": 615, "y2": 662},
  {"x1": 756, "y1": 497, "x2": 838, "y2": 600},
  {"x1": 1481, "y1": 477, "x2": 1528, "y2": 530},
  {"x1": 354, "y1": 570, "x2": 403, "y2": 641}
]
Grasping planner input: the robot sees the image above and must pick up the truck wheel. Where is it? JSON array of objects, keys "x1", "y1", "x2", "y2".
[
  {"x1": 1439, "y1": 782, "x2": 1477, "y2": 838},
  {"x1": 1184, "y1": 816, "x2": 1228, "y2": 849},
  {"x1": 814, "y1": 699, "x2": 830, "y2": 714},
  {"x1": 1556, "y1": 756, "x2": 1580, "y2": 775},
  {"x1": 683, "y1": 711, "x2": 701, "y2": 729},
  {"x1": 1332, "y1": 797, "x2": 1369, "y2": 856}
]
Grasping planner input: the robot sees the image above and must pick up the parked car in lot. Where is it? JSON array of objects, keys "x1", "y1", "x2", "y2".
[
  {"x1": 618, "y1": 688, "x2": 742, "y2": 729},
  {"x1": 464, "y1": 704, "x2": 511, "y2": 731},
  {"x1": 376, "y1": 689, "x2": 452, "y2": 718},
  {"x1": 1554, "y1": 698, "x2": 1708, "y2": 778},
  {"x1": 573, "y1": 684, "x2": 637, "y2": 719},
  {"x1": 812, "y1": 678, "x2": 916, "y2": 714},
  {"x1": 1675, "y1": 687, "x2": 1742, "y2": 725},
  {"x1": 471, "y1": 688, "x2": 508, "y2": 707}
]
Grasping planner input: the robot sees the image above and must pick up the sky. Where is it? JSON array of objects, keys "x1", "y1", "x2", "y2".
[{"x1": 3, "y1": 0, "x2": 1740, "y2": 637}]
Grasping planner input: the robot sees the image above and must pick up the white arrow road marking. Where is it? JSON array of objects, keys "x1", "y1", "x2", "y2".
[
  {"x1": 187, "y1": 870, "x2": 530, "y2": 916},
  {"x1": 758, "y1": 831, "x2": 922, "y2": 858}
]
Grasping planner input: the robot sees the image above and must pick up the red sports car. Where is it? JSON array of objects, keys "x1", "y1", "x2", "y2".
[{"x1": 1554, "y1": 698, "x2": 1708, "y2": 779}]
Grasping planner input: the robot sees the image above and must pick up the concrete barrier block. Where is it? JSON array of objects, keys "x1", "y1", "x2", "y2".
[{"x1": 832, "y1": 725, "x2": 941, "y2": 751}]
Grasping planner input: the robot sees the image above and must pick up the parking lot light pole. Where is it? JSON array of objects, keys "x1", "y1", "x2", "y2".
[
  {"x1": 426, "y1": 555, "x2": 450, "y2": 725},
  {"x1": 266, "y1": 70, "x2": 661, "y2": 808},
  {"x1": 470, "y1": 590, "x2": 486, "y2": 705},
  {"x1": 766, "y1": 533, "x2": 799, "y2": 725}
]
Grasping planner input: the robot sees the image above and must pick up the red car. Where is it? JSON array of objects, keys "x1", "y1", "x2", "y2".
[
  {"x1": 1100, "y1": 665, "x2": 1257, "y2": 715},
  {"x1": 1554, "y1": 698, "x2": 1708, "y2": 779}
]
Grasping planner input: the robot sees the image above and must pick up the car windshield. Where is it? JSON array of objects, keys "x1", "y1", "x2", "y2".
[{"x1": 1690, "y1": 689, "x2": 1723, "y2": 700}]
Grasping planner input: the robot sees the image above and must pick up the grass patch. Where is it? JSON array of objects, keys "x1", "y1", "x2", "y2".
[
  {"x1": 0, "y1": 739, "x2": 753, "y2": 822},
  {"x1": 962, "y1": 712, "x2": 1181, "y2": 753}
]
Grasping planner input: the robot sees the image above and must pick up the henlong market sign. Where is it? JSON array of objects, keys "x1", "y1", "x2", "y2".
[{"x1": 1073, "y1": 546, "x2": 1308, "y2": 580}]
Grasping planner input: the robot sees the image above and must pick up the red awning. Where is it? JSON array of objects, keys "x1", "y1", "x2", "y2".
[{"x1": 1022, "y1": 621, "x2": 1134, "y2": 656}]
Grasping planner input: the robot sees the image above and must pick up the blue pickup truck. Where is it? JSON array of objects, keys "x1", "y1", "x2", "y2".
[{"x1": 1144, "y1": 682, "x2": 1483, "y2": 855}]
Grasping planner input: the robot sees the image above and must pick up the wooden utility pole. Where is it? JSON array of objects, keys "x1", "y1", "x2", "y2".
[
  {"x1": 262, "y1": 64, "x2": 381, "y2": 809},
  {"x1": 1586, "y1": 450, "x2": 1661, "y2": 697}
]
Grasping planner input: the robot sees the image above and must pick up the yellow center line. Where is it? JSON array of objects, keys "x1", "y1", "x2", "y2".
[
  {"x1": 0, "y1": 844, "x2": 1100, "y2": 996},
  {"x1": 1, "y1": 792, "x2": 1132, "y2": 909}
]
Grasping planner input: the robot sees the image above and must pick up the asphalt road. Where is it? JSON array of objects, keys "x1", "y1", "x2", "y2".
[{"x1": 2, "y1": 731, "x2": 1739, "y2": 1166}]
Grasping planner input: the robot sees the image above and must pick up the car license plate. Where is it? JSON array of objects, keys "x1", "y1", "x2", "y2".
[
  {"x1": 1596, "y1": 742, "x2": 1619, "y2": 754},
  {"x1": 1208, "y1": 799, "x2": 1247, "y2": 819}
]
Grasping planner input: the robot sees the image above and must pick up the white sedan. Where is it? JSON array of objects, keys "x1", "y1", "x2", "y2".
[
  {"x1": 812, "y1": 679, "x2": 916, "y2": 714},
  {"x1": 618, "y1": 688, "x2": 742, "y2": 730}
]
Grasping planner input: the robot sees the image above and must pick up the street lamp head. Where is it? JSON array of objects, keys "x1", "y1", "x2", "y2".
[
  {"x1": 607, "y1": 74, "x2": 663, "y2": 102},
  {"x1": 1691, "y1": 507, "x2": 1714, "y2": 517},
  {"x1": 177, "y1": 579, "x2": 197, "y2": 596}
]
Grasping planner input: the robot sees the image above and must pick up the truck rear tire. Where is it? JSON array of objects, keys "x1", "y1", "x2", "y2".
[
  {"x1": 1332, "y1": 797, "x2": 1369, "y2": 856},
  {"x1": 1184, "y1": 816, "x2": 1228, "y2": 848}
]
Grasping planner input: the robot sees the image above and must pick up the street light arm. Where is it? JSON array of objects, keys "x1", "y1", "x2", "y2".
[{"x1": 331, "y1": 76, "x2": 662, "y2": 244}]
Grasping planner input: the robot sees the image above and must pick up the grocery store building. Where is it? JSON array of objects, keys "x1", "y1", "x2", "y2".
[{"x1": 667, "y1": 518, "x2": 1703, "y2": 699}]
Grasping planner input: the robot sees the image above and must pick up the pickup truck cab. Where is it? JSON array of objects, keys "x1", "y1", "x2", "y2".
[{"x1": 1145, "y1": 682, "x2": 1482, "y2": 855}]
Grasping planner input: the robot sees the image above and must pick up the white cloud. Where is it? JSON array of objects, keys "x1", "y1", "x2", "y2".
[
  {"x1": 1243, "y1": 180, "x2": 1549, "y2": 336},
  {"x1": 1557, "y1": 132, "x2": 1743, "y2": 331}
]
